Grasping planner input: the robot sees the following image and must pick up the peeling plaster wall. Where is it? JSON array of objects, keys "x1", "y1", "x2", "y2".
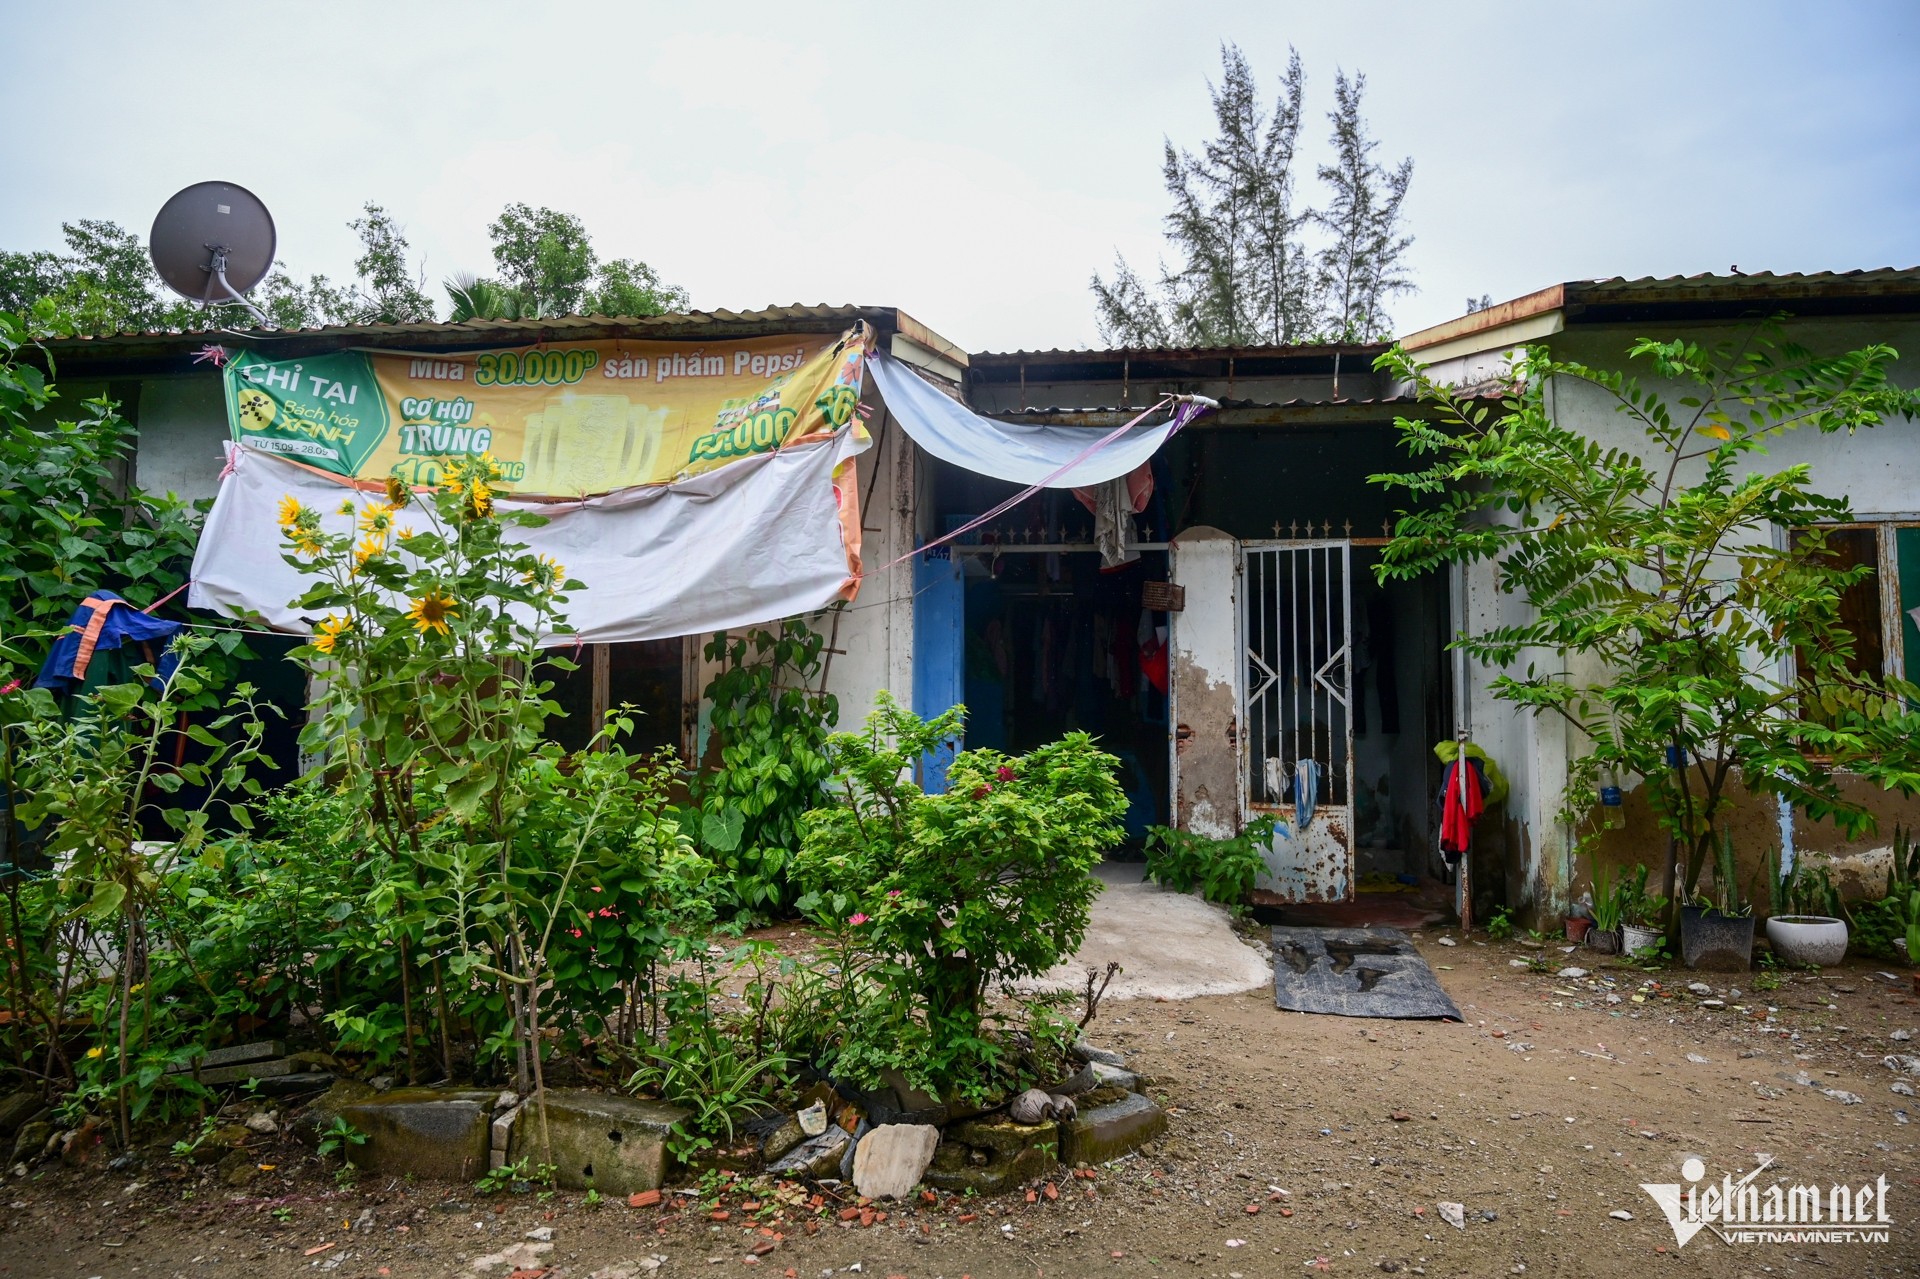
[
  {"x1": 1575, "y1": 773, "x2": 1920, "y2": 909},
  {"x1": 1169, "y1": 528, "x2": 1244, "y2": 841}
]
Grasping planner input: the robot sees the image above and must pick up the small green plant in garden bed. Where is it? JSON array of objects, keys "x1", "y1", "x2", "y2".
[
  {"x1": 1142, "y1": 816, "x2": 1275, "y2": 905},
  {"x1": 1485, "y1": 906, "x2": 1514, "y2": 941},
  {"x1": 1588, "y1": 864, "x2": 1626, "y2": 933},
  {"x1": 316, "y1": 1116, "x2": 368, "y2": 1160},
  {"x1": 475, "y1": 1156, "x2": 556, "y2": 1195}
]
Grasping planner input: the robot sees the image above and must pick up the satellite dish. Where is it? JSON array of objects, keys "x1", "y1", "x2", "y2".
[{"x1": 149, "y1": 181, "x2": 277, "y2": 323}]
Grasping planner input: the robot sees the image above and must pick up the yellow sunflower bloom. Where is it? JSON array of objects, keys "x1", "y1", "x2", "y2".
[
  {"x1": 351, "y1": 533, "x2": 388, "y2": 571},
  {"x1": 338, "y1": 499, "x2": 357, "y2": 516},
  {"x1": 384, "y1": 474, "x2": 411, "y2": 508},
  {"x1": 358, "y1": 502, "x2": 397, "y2": 534},
  {"x1": 522, "y1": 554, "x2": 565, "y2": 592},
  {"x1": 291, "y1": 529, "x2": 325, "y2": 557},
  {"x1": 276, "y1": 495, "x2": 304, "y2": 529},
  {"x1": 406, "y1": 590, "x2": 459, "y2": 637},
  {"x1": 466, "y1": 479, "x2": 494, "y2": 520},
  {"x1": 312, "y1": 614, "x2": 352, "y2": 655}
]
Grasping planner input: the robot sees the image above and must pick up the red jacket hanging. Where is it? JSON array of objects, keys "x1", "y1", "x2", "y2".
[{"x1": 1439, "y1": 757, "x2": 1488, "y2": 859}]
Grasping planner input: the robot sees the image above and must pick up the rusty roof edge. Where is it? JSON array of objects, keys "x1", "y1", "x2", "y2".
[
  {"x1": 1402, "y1": 269, "x2": 1920, "y2": 352},
  {"x1": 37, "y1": 304, "x2": 913, "y2": 358},
  {"x1": 1399, "y1": 284, "x2": 1568, "y2": 353},
  {"x1": 968, "y1": 341, "x2": 1387, "y2": 363},
  {"x1": 892, "y1": 310, "x2": 968, "y2": 368}
]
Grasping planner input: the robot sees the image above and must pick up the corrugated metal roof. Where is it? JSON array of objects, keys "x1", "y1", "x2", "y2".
[
  {"x1": 969, "y1": 341, "x2": 1387, "y2": 362},
  {"x1": 1402, "y1": 268, "x2": 1920, "y2": 351},
  {"x1": 38, "y1": 304, "x2": 969, "y2": 369},
  {"x1": 43, "y1": 303, "x2": 881, "y2": 346},
  {"x1": 991, "y1": 394, "x2": 1421, "y2": 415},
  {"x1": 1572, "y1": 267, "x2": 1920, "y2": 297}
]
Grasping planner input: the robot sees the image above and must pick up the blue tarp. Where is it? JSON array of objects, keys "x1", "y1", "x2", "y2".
[{"x1": 33, "y1": 591, "x2": 184, "y2": 695}]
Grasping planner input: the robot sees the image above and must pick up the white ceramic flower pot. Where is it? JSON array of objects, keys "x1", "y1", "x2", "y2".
[
  {"x1": 1765, "y1": 915, "x2": 1849, "y2": 968},
  {"x1": 1621, "y1": 923, "x2": 1662, "y2": 956}
]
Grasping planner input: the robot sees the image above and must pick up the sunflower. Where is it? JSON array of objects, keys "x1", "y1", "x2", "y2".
[
  {"x1": 351, "y1": 533, "x2": 388, "y2": 571},
  {"x1": 358, "y1": 502, "x2": 397, "y2": 534},
  {"x1": 338, "y1": 499, "x2": 358, "y2": 516},
  {"x1": 312, "y1": 613, "x2": 352, "y2": 655},
  {"x1": 276, "y1": 495, "x2": 304, "y2": 529},
  {"x1": 466, "y1": 478, "x2": 494, "y2": 520},
  {"x1": 522, "y1": 554, "x2": 565, "y2": 592},
  {"x1": 384, "y1": 474, "x2": 411, "y2": 508},
  {"x1": 290, "y1": 528, "x2": 325, "y2": 557},
  {"x1": 406, "y1": 590, "x2": 459, "y2": 637}
]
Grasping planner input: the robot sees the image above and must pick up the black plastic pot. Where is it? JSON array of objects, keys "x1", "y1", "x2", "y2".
[{"x1": 1680, "y1": 904, "x2": 1754, "y2": 971}]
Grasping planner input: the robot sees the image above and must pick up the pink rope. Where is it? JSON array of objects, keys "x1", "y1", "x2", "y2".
[{"x1": 142, "y1": 581, "x2": 190, "y2": 614}]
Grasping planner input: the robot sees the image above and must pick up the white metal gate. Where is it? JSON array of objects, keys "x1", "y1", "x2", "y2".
[{"x1": 1242, "y1": 539, "x2": 1356, "y2": 902}]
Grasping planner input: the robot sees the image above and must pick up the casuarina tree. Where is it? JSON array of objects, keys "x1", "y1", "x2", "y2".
[{"x1": 1092, "y1": 44, "x2": 1414, "y2": 348}]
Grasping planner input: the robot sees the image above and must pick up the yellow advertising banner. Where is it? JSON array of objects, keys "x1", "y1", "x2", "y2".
[{"x1": 223, "y1": 326, "x2": 871, "y2": 494}]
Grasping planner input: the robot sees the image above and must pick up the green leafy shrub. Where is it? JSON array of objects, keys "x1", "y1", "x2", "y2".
[
  {"x1": 793, "y1": 693, "x2": 1126, "y2": 1101},
  {"x1": 0, "y1": 307, "x2": 230, "y2": 688},
  {"x1": 692, "y1": 621, "x2": 838, "y2": 920},
  {"x1": 8, "y1": 639, "x2": 274, "y2": 1140},
  {"x1": 1142, "y1": 817, "x2": 1274, "y2": 904}
]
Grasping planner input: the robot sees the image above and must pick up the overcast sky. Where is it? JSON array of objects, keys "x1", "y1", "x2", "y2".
[{"x1": 3, "y1": 1, "x2": 1915, "y2": 352}]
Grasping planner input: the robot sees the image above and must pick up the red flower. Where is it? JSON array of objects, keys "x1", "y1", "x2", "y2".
[
  {"x1": 971, "y1": 785, "x2": 991, "y2": 800},
  {"x1": 996, "y1": 766, "x2": 1017, "y2": 783},
  {"x1": 886, "y1": 889, "x2": 902, "y2": 899},
  {"x1": 568, "y1": 927, "x2": 583, "y2": 938},
  {"x1": 848, "y1": 913, "x2": 871, "y2": 926}
]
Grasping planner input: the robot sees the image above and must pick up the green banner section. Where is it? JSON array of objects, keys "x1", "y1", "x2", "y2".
[{"x1": 224, "y1": 350, "x2": 392, "y2": 475}]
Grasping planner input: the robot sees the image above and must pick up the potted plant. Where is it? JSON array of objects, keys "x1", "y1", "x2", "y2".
[
  {"x1": 1619, "y1": 864, "x2": 1664, "y2": 957},
  {"x1": 1586, "y1": 865, "x2": 1624, "y2": 954},
  {"x1": 1564, "y1": 903, "x2": 1592, "y2": 945},
  {"x1": 1762, "y1": 847, "x2": 1850, "y2": 967},
  {"x1": 1681, "y1": 831, "x2": 1755, "y2": 970}
]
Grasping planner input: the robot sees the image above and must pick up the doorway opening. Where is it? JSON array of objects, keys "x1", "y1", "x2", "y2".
[{"x1": 930, "y1": 466, "x2": 1176, "y2": 855}]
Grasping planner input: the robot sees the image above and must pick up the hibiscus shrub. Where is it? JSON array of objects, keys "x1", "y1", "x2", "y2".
[{"x1": 794, "y1": 693, "x2": 1126, "y2": 1100}]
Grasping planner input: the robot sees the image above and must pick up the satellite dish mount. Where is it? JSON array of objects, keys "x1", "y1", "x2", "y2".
[
  {"x1": 198, "y1": 243, "x2": 267, "y2": 321},
  {"x1": 150, "y1": 182, "x2": 279, "y2": 328}
]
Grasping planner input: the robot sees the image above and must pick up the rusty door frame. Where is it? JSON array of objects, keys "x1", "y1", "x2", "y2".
[{"x1": 1239, "y1": 537, "x2": 1357, "y2": 902}]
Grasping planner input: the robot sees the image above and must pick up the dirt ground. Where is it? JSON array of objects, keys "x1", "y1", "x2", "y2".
[{"x1": 2, "y1": 929, "x2": 1916, "y2": 1279}]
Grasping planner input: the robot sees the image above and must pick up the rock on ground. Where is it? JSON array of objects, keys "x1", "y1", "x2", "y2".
[{"x1": 852, "y1": 1123, "x2": 941, "y2": 1200}]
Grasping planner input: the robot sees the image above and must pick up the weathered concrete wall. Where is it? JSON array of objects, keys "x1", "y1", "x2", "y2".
[
  {"x1": 1547, "y1": 320, "x2": 1920, "y2": 519},
  {"x1": 1568, "y1": 772, "x2": 1920, "y2": 918},
  {"x1": 133, "y1": 374, "x2": 228, "y2": 504}
]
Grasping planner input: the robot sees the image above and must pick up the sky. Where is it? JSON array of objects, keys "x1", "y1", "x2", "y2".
[{"x1": 2, "y1": 0, "x2": 1916, "y2": 353}]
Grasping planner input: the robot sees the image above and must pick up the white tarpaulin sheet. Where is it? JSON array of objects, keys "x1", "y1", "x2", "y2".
[
  {"x1": 188, "y1": 429, "x2": 868, "y2": 645},
  {"x1": 867, "y1": 348, "x2": 1183, "y2": 488}
]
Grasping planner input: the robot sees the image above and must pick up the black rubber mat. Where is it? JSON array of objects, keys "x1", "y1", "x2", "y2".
[{"x1": 1271, "y1": 925, "x2": 1462, "y2": 1020}]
